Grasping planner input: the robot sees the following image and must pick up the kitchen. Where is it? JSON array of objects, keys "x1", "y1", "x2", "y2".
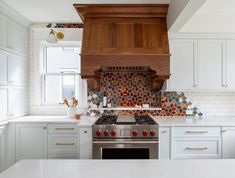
[{"x1": 1, "y1": 0, "x2": 235, "y2": 177}]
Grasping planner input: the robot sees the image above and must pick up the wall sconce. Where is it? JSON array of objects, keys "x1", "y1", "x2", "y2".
[{"x1": 46, "y1": 29, "x2": 64, "y2": 43}]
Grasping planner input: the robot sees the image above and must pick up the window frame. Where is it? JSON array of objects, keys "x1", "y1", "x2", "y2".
[{"x1": 41, "y1": 42, "x2": 81, "y2": 106}]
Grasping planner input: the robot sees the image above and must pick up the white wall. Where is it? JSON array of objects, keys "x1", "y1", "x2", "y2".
[{"x1": 29, "y1": 26, "x2": 86, "y2": 115}]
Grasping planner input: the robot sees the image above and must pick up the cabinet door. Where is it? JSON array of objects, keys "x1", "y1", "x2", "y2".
[
  {"x1": 8, "y1": 88, "x2": 28, "y2": 118},
  {"x1": 159, "y1": 127, "x2": 170, "y2": 159},
  {"x1": 16, "y1": 124, "x2": 47, "y2": 161},
  {"x1": 168, "y1": 39, "x2": 196, "y2": 90},
  {"x1": 8, "y1": 54, "x2": 28, "y2": 86},
  {"x1": 79, "y1": 127, "x2": 92, "y2": 159},
  {"x1": 197, "y1": 40, "x2": 225, "y2": 90},
  {"x1": 222, "y1": 127, "x2": 235, "y2": 158},
  {"x1": 0, "y1": 126, "x2": 6, "y2": 173},
  {"x1": 0, "y1": 13, "x2": 8, "y2": 49},
  {"x1": 0, "y1": 88, "x2": 8, "y2": 122},
  {"x1": 8, "y1": 20, "x2": 28, "y2": 56},
  {"x1": 226, "y1": 40, "x2": 235, "y2": 89},
  {"x1": 0, "y1": 50, "x2": 8, "y2": 86}
]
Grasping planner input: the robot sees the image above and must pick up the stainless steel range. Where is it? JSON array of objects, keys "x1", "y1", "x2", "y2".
[{"x1": 92, "y1": 115, "x2": 158, "y2": 159}]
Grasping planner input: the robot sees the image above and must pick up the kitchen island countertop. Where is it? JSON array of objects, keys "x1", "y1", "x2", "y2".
[{"x1": 0, "y1": 159, "x2": 235, "y2": 178}]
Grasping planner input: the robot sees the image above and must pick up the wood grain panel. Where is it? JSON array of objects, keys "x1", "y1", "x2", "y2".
[{"x1": 74, "y1": 4, "x2": 170, "y2": 91}]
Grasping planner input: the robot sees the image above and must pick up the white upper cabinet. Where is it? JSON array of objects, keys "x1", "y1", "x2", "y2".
[
  {"x1": 0, "y1": 13, "x2": 8, "y2": 49},
  {"x1": 168, "y1": 35, "x2": 234, "y2": 91},
  {"x1": 0, "y1": 50, "x2": 8, "y2": 86},
  {"x1": 8, "y1": 54, "x2": 28, "y2": 86},
  {"x1": 0, "y1": 12, "x2": 28, "y2": 56},
  {"x1": 197, "y1": 40, "x2": 225, "y2": 90},
  {"x1": 8, "y1": 20, "x2": 28, "y2": 56},
  {"x1": 225, "y1": 40, "x2": 235, "y2": 89},
  {"x1": 168, "y1": 39, "x2": 196, "y2": 90}
]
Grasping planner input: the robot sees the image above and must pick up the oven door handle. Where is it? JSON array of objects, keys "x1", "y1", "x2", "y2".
[{"x1": 93, "y1": 140, "x2": 158, "y2": 144}]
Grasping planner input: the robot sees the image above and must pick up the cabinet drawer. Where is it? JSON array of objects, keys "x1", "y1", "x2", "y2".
[
  {"x1": 173, "y1": 127, "x2": 220, "y2": 137},
  {"x1": 172, "y1": 138, "x2": 221, "y2": 159},
  {"x1": 48, "y1": 134, "x2": 78, "y2": 154},
  {"x1": 48, "y1": 124, "x2": 78, "y2": 134},
  {"x1": 48, "y1": 153, "x2": 78, "y2": 159}
]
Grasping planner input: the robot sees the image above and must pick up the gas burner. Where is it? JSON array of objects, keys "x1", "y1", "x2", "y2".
[
  {"x1": 95, "y1": 115, "x2": 117, "y2": 125},
  {"x1": 134, "y1": 115, "x2": 156, "y2": 125}
]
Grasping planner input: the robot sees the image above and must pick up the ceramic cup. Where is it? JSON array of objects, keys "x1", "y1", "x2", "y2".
[{"x1": 67, "y1": 107, "x2": 76, "y2": 118}]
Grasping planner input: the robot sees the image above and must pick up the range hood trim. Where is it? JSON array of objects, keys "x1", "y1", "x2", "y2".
[{"x1": 74, "y1": 4, "x2": 169, "y2": 21}]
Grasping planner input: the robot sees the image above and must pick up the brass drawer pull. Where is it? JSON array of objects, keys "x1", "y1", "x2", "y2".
[
  {"x1": 55, "y1": 128, "x2": 74, "y2": 130},
  {"x1": 185, "y1": 131, "x2": 208, "y2": 134},
  {"x1": 56, "y1": 143, "x2": 75, "y2": 146},
  {"x1": 185, "y1": 147, "x2": 208, "y2": 150}
]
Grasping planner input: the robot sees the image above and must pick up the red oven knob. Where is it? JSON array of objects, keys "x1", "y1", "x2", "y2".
[
  {"x1": 104, "y1": 130, "x2": 109, "y2": 136},
  {"x1": 111, "y1": 130, "x2": 116, "y2": 137},
  {"x1": 96, "y1": 130, "x2": 101, "y2": 137},
  {"x1": 150, "y1": 130, "x2": 155, "y2": 136},
  {"x1": 143, "y1": 130, "x2": 148, "y2": 136},
  {"x1": 133, "y1": 130, "x2": 138, "y2": 136}
]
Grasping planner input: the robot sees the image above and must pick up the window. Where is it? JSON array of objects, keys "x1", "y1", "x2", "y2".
[{"x1": 42, "y1": 44, "x2": 81, "y2": 105}]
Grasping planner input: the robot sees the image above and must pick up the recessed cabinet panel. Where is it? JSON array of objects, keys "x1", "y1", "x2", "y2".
[
  {"x1": 0, "y1": 89, "x2": 8, "y2": 122},
  {"x1": 0, "y1": 13, "x2": 8, "y2": 49},
  {"x1": 222, "y1": 127, "x2": 235, "y2": 159},
  {"x1": 226, "y1": 40, "x2": 235, "y2": 89},
  {"x1": 16, "y1": 124, "x2": 47, "y2": 161},
  {"x1": 197, "y1": 40, "x2": 225, "y2": 90},
  {"x1": 8, "y1": 20, "x2": 28, "y2": 56},
  {"x1": 8, "y1": 88, "x2": 28, "y2": 118},
  {"x1": 8, "y1": 54, "x2": 28, "y2": 86},
  {"x1": 159, "y1": 127, "x2": 170, "y2": 159},
  {"x1": 169, "y1": 40, "x2": 196, "y2": 90},
  {"x1": 0, "y1": 50, "x2": 8, "y2": 86},
  {"x1": 80, "y1": 127, "x2": 92, "y2": 159}
]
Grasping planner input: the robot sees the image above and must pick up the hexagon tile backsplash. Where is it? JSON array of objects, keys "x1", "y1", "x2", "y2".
[{"x1": 87, "y1": 72, "x2": 203, "y2": 117}]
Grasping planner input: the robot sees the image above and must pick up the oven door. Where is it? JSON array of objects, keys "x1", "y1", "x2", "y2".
[{"x1": 93, "y1": 139, "x2": 158, "y2": 159}]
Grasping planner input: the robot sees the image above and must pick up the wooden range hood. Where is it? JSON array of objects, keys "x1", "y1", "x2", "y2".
[{"x1": 74, "y1": 4, "x2": 170, "y2": 91}]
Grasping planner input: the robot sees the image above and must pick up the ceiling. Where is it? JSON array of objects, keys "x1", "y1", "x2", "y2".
[
  {"x1": 181, "y1": 0, "x2": 235, "y2": 32},
  {"x1": 3, "y1": 0, "x2": 172, "y2": 23}
]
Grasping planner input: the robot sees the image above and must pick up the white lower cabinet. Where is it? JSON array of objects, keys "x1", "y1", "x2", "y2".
[
  {"x1": 222, "y1": 127, "x2": 235, "y2": 158},
  {"x1": 172, "y1": 138, "x2": 221, "y2": 159},
  {"x1": 47, "y1": 124, "x2": 78, "y2": 159},
  {"x1": 16, "y1": 124, "x2": 47, "y2": 161},
  {"x1": 79, "y1": 127, "x2": 92, "y2": 159},
  {"x1": 159, "y1": 127, "x2": 170, "y2": 159},
  {"x1": 171, "y1": 127, "x2": 221, "y2": 159},
  {"x1": 0, "y1": 126, "x2": 7, "y2": 173}
]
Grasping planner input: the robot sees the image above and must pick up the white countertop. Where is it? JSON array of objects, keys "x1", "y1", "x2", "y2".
[
  {"x1": 7, "y1": 115, "x2": 98, "y2": 127},
  {"x1": 152, "y1": 116, "x2": 235, "y2": 126},
  {"x1": 1, "y1": 159, "x2": 235, "y2": 178},
  {"x1": 2, "y1": 115, "x2": 235, "y2": 127}
]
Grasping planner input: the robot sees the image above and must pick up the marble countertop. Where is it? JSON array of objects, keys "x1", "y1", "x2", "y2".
[
  {"x1": 1, "y1": 159, "x2": 235, "y2": 178},
  {"x1": 7, "y1": 115, "x2": 98, "y2": 127},
  {"x1": 152, "y1": 116, "x2": 235, "y2": 126},
  {"x1": 2, "y1": 115, "x2": 235, "y2": 127}
]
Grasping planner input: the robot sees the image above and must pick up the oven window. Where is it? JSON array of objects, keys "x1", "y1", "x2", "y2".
[{"x1": 102, "y1": 148, "x2": 149, "y2": 159}]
